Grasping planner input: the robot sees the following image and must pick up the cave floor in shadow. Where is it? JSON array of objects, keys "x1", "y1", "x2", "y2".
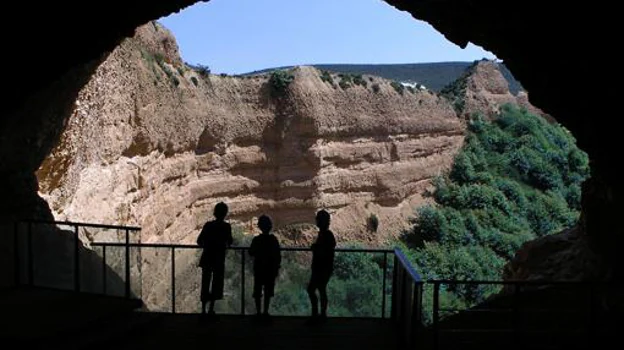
[
  {"x1": 0, "y1": 286, "x2": 141, "y2": 347},
  {"x1": 0, "y1": 287, "x2": 397, "y2": 350},
  {"x1": 115, "y1": 313, "x2": 398, "y2": 350}
]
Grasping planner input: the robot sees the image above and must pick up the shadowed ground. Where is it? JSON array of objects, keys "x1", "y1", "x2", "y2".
[
  {"x1": 117, "y1": 314, "x2": 398, "y2": 350},
  {"x1": 0, "y1": 287, "x2": 397, "y2": 350}
]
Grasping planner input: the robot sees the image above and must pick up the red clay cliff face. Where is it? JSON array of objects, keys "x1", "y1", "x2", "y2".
[
  {"x1": 36, "y1": 23, "x2": 465, "y2": 248},
  {"x1": 458, "y1": 61, "x2": 550, "y2": 120}
]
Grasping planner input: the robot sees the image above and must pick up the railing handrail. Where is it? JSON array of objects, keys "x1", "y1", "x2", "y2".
[
  {"x1": 90, "y1": 241, "x2": 392, "y2": 253},
  {"x1": 430, "y1": 279, "x2": 618, "y2": 286},
  {"x1": 18, "y1": 219, "x2": 141, "y2": 231},
  {"x1": 393, "y1": 247, "x2": 422, "y2": 283}
]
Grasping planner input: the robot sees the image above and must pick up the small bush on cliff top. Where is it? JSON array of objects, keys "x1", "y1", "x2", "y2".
[
  {"x1": 195, "y1": 64, "x2": 211, "y2": 78},
  {"x1": 391, "y1": 81, "x2": 405, "y2": 95},
  {"x1": 320, "y1": 70, "x2": 335, "y2": 87},
  {"x1": 353, "y1": 74, "x2": 367, "y2": 88},
  {"x1": 269, "y1": 70, "x2": 295, "y2": 97},
  {"x1": 338, "y1": 73, "x2": 353, "y2": 90}
]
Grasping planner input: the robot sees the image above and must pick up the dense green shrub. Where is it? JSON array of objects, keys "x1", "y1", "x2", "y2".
[
  {"x1": 390, "y1": 81, "x2": 405, "y2": 95},
  {"x1": 402, "y1": 104, "x2": 589, "y2": 312},
  {"x1": 320, "y1": 70, "x2": 335, "y2": 87},
  {"x1": 367, "y1": 214, "x2": 379, "y2": 232},
  {"x1": 337, "y1": 73, "x2": 353, "y2": 90},
  {"x1": 352, "y1": 74, "x2": 367, "y2": 87},
  {"x1": 269, "y1": 70, "x2": 295, "y2": 96},
  {"x1": 195, "y1": 64, "x2": 211, "y2": 78}
]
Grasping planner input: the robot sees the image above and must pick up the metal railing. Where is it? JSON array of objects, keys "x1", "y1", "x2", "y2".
[
  {"x1": 89, "y1": 241, "x2": 396, "y2": 317},
  {"x1": 13, "y1": 220, "x2": 141, "y2": 297},
  {"x1": 14, "y1": 220, "x2": 405, "y2": 318},
  {"x1": 391, "y1": 247, "x2": 423, "y2": 348},
  {"x1": 18, "y1": 220, "x2": 618, "y2": 349}
]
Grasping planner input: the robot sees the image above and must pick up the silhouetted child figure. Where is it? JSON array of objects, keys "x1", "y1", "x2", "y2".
[
  {"x1": 197, "y1": 202, "x2": 233, "y2": 318},
  {"x1": 307, "y1": 209, "x2": 336, "y2": 324},
  {"x1": 249, "y1": 214, "x2": 281, "y2": 320}
]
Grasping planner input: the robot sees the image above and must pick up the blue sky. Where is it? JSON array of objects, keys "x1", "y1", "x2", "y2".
[{"x1": 159, "y1": 0, "x2": 497, "y2": 74}]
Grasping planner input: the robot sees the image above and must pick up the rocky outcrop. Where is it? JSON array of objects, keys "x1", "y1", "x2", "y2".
[
  {"x1": 36, "y1": 22, "x2": 466, "y2": 251},
  {"x1": 447, "y1": 60, "x2": 549, "y2": 120},
  {"x1": 503, "y1": 226, "x2": 603, "y2": 281},
  {"x1": 32, "y1": 22, "x2": 471, "y2": 308}
]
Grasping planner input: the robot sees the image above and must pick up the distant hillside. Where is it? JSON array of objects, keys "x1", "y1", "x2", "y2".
[{"x1": 244, "y1": 61, "x2": 523, "y2": 94}]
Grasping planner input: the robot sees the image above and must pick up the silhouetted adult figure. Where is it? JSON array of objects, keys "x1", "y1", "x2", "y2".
[
  {"x1": 197, "y1": 202, "x2": 233, "y2": 319},
  {"x1": 249, "y1": 214, "x2": 281, "y2": 321},
  {"x1": 307, "y1": 209, "x2": 336, "y2": 324}
]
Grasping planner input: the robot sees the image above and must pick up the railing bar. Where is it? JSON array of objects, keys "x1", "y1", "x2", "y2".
[
  {"x1": 411, "y1": 281, "x2": 422, "y2": 346},
  {"x1": 391, "y1": 253, "x2": 398, "y2": 322},
  {"x1": 241, "y1": 250, "x2": 245, "y2": 316},
  {"x1": 401, "y1": 265, "x2": 409, "y2": 345},
  {"x1": 102, "y1": 245, "x2": 107, "y2": 294},
  {"x1": 171, "y1": 247, "x2": 176, "y2": 314},
  {"x1": 381, "y1": 251, "x2": 387, "y2": 319},
  {"x1": 439, "y1": 308, "x2": 513, "y2": 313},
  {"x1": 90, "y1": 242, "x2": 392, "y2": 253},
  {"x1": 430, "y1": 279, "x2": 611, "y2": 286},
  {"x1": 125, "y1": 229, "x2": 130, "y2": 299},
  {"x1": 433, "y1": 282, "x2": 440, "y2": 350},
  {"x1": 393, "y1": 248, "x2": 421, "y2": 282},
  {"x1": 74, "y1": 225, "x2": 80, "y2": 292}
]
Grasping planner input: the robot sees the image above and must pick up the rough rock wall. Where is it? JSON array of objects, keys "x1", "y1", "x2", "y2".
[
  {"x1": 37, "y1": 23, "x2": 464, "y2": 249},
  {"x1": 33, "y1": 23, "x2": 469, "y2": 308},
  {"x1": 461, "y1": 61, "x2": 548, "y2": 120}
]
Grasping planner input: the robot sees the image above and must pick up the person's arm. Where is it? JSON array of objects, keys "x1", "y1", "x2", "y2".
[
  {"x1": 197, "y1": 225, "x2": 206, "y2": 247},
  {"x1": 226, "y1": 224, "x2": 233, "y2": 247},
  {"x1": 249, "y1": 237, "x2": 257, "y2": 257},
  {"x1": 275, "y1": 238, "x2": 282, "y2": 270}
]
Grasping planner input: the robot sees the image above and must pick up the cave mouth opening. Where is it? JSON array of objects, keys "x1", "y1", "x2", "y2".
[{"x1": 7, "y1": 0, "x2": 600, "y2": 318}]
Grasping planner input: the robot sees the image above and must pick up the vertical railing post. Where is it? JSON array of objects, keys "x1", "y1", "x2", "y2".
[
  {"x1": 433, "y1": 281, "x2": 440, "y2": 350},
  {"x1": 391, "y1": 253, "x2": 399, "y2": 321},
  {"x1": 27, "y1": 222, "x2": 33, "y2": 286},
  {"x1": 102, "y1": 245, "x2": 107, "y2": 294},
  {"x1": 381, "y1": 251, "x2": 387, "y2": 319},
  {"x1": 74, "y1": 224, "x2": 80, "y2": 292},
  {"x1": 241, "y1": 249, "x2": 246, "y2": 315},
  {"x1": 402, "y1": 267, "x2": 413, "y2": 347},
  {"x1": 125, "y1": 229, "x2": 130, "y2": 299},
  {"x1": 411, "y1": 281, "x2": 423, "y2": 346},
  {"x1": 14, "y1": 221, "x2": 19, "y2": 286},
  {"x1": 171, "y1": 247, "x2": 176, "y2": 314}
]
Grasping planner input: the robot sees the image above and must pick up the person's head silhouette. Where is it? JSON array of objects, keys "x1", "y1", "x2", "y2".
[
  {"x1": 257, "y1": 214, "x2": 273, "y2": 234},
  {"x1": 315, "y1": 209, "x2": 330, "y2": 231},
  {"x1": 213, "y1": 202, "x2": 228, "y2": 221}
]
